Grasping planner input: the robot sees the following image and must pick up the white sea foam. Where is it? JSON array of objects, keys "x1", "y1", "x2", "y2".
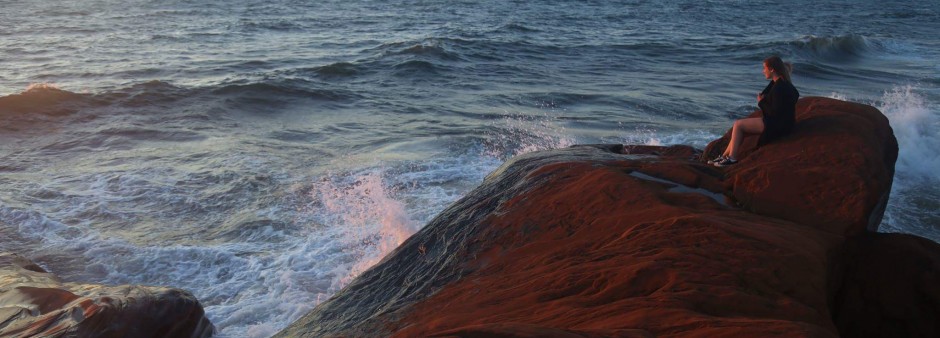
[
  {"x1": 828, "y1": 92, "x2": 848, "y2": 101},
  {"x1": 875, "y1": 85, "x2": 940, "y2": 241},
  {"x1": 0, "y1": 202, "x2": 307, "y2": 336},
  {"x1": 0, "y1": 152, "x2": 493, "y2": 337},
  {"x1": 878, "y1": 85, "x2": 940, "y2": 181},
  {"x1": 24, "y1": 82, "x2": 61, "y2": 92}
]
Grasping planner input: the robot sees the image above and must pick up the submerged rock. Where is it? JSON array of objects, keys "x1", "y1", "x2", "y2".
[
  {"x1": 276, "y1": 97, "x2": 938, "y2": 337},
  {"x1": 0, "y1": 252, "x2": 214, "y2": 338}
]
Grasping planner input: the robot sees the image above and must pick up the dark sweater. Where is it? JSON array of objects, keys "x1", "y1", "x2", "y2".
[{"x1": 757, "y1": 79, "x2": 799, "y2": 145}]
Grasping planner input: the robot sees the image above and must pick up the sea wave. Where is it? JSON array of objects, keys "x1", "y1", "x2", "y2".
[
  {"x1": 36, "y1": 129, "x2": 206, "y2": 154},
  {"x1": 496, "y1": 22, "x2": 541, "y2": 33},
  {"x1": 107, "y1": 80, "x2": 191, "y2": 107},
  {"x1": 371, "y1": 38, "x2": 467, "y2": 61},
  {"x1": 392, "y1": 60, "x2": 441, "y2": 76},
  {"x1": 396, "y1": 43, "x2": 462, "y2": 61},
  {"x1": 306, "y1": 62, "x2": 362, "y2": 78},
  {"x1": 789, "y1": 62, "x2": 856, "y2": 81},
  {"x1": 0, "y1": 84, "x2": 94, "y2": 116},
  {"x1": 717, "y1": 34, "x2": 912, "y2": 64},
  {"x1": 211, "y1": 81, "x2": 359, "y2": 102},
  {"x1": 238, "y1": 19, "x2": 306, "y2": 32},
  {"x1": 364, "y1": 37, "x2": 474, "y2": 62},
  {"x1": 362, "y1": 36, "x2": 577, "y2": 65},
  {"x1": 790, "y1": 34, "x2": 880, "y2": 61},
  {"x1": 4, "y1": 79, "x2": 363, "y2": 125}
]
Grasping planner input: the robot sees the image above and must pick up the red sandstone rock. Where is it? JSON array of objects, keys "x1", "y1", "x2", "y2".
[
  {"x1": 0, "y1": 252, "x2": 214, "y2": 338},
  {"x1": 430, "y1": 322, "x2": 654, "y2": 338},
  {"x1": 703, "y1": 97, "x2": 898, "y2": 236},
  {"x1": 275, "y1": 98, "x2": 933, "y2": 338},
  {"x1": 386, "y1": 156, "x2": 842, "y2": 337}
]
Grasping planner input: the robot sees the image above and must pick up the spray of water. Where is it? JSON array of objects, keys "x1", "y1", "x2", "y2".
[
  {"x1": 876, "y1": 85, "x2": 940, "y2": 241},
  {"x1": 309, "y1": 169, "x2": 416, "y2": 285},
  {"x1": 828, "y1": 92, "x2": 848, "y2": 101},
  {"x1": 879, "y1": 85, "x2": 940, "y2": 180},
  {"x1": 24, "y1": 83, "x2": 61, "y2": 92},
  {"x1": 483, "y1": 111, "x2": 576, "y2": 159}
]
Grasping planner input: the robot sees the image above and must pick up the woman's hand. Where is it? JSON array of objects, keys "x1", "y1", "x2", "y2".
[{"x1": 757, "y1": 92, "x2": 764, "y2": 103}]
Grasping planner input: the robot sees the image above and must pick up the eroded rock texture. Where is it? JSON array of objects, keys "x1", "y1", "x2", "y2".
[{"x1": 277, "y1": 97, "x2": 939, "y2": 338}]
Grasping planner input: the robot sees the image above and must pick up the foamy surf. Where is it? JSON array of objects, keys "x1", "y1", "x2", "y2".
[
  {"x1": 877, "y1": 85, "x2": 940, "y2": 242},
  {"x1": 0, "y1": 159, "x2": 482, "y2": 337}
]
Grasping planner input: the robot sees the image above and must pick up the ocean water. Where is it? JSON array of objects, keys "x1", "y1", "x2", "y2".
[{"x1": 1, "y1": 0, "x2": 938, "y2": 336}]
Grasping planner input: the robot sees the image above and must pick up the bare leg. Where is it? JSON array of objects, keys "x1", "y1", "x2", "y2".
[{"x1": 723, "y1": 117, "x2": 764, "y2": 159}]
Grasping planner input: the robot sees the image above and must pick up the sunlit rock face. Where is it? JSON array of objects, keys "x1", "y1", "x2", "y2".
[
  {"x1": 0, "y1": 252, "x2": 214, "y2": 338},
  {"x1": 702, "y1": 97, "x2": 898, "y2": 236},
  {"x1": 277, "y1": 97, "x2": 938, "y2": 338}
]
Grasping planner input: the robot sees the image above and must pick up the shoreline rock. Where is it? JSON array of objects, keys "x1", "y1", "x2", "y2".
[
  {"x1": 269, "y1": 97, "x2": 931, "y2": 337},
  {"x1": 702, "y1": 98, "x2": 897, "y2": 236},
  {"x1": 833, "y1": 233, "x2": 940, "y2": 337},
  {"x1": 0, "y1": 252, "x2": 215, "y2": 338}
]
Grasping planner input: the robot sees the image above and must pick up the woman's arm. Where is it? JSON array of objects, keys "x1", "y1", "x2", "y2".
[{"x1": 757, "y1": 81, "x2": 774, "y2": 112}]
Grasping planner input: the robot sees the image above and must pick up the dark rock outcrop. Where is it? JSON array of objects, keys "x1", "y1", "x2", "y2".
[
  {"x1": 0, "y1": 252, "x2": 214, "y2": 338},
  {"x1": 276, "y1": 97, "x2": 939, "y2": 337},
  {"x1": 832, "y1": 233, "x2": 940, "y2": 338}
]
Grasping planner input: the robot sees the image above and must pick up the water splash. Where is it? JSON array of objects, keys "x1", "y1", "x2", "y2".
[
  {"x1": 877, "y1": 85, "x2": 940, "y2": 242},
  {"x1": 611, "y1": 121, "x2": 717, "y2": 149},
  {"x1": 309, "y1": 169, "x2": 417, "y2": 285},
  {"x1": 828, "y1": 92, "x2": 848, "y2": 101},
  {"x1": 483, "y1": 111, "x2": 576, "y2": 159},
  {"x1": 879, "y1": 85, "x2": 940, "y2": 181},
  {"x1": 25, "y1": 83, "x2": 61, "y2": 91}
]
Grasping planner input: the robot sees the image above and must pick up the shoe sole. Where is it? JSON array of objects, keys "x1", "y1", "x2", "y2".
[{"x1": 713, "y1": 161, "x2": 738, "y2": 167}]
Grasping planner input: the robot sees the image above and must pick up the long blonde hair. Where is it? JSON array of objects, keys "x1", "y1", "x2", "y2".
[{"x1": 764, "y1": 56, "x2": 793, "y2": 83}]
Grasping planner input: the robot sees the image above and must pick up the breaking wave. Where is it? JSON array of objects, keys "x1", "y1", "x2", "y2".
[
  {"x1": 0, "y1": 83, "x2": 92, "y2": 116},
  {"x1": 877, "y1": 85, "x2": 940, "y2": 242},
  {"x1": 791, "y1": 34, "x2": 876, "y2": 59}
]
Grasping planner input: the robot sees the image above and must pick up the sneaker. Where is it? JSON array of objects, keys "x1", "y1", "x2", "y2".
[
  {"x1": 706, "y1": 155, "x2": 727, "y2": 165},
  {"x1": 713, "y1": 157, "x2": 739, "y2": 167}
]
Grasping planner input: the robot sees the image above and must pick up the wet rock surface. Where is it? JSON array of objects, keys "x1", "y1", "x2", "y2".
[{"x1": 0, "y1": 252, "x2": 214, "y2": 338}]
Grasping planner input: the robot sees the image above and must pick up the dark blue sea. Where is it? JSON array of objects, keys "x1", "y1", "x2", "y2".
[{"x1": 1, "y1": 0, "x2": 938, "y2": 336}]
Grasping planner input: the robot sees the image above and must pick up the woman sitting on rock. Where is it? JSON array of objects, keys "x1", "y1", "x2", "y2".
[{"x1": 710, "y1": 56, "x2": 800, "y2": 167}]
